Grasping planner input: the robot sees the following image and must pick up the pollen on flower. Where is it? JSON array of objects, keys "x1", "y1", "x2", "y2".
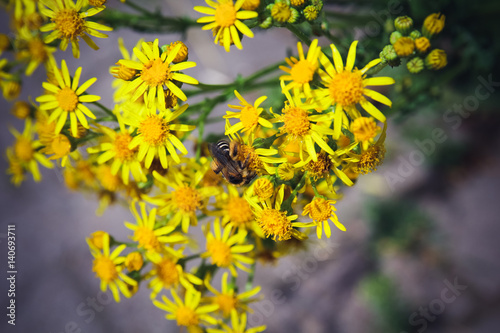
[
  {"x1": 141, "y1": 58, "x2": 171, "y2": 86},
  {"x1": 291, "y1": 60, "x2": 316, "y2": 83},
  {"x1": 215, "y1": 1, "x2": 237, "y2": 27},
  {"x1": 133, "y1": 227, "x2": 161, "y2": 252},
  {"x1": 226, "y1": 197, "x2": 254, "y2": 226},
  {"x1": 114, "y1": 133, "x2": 135, "y2": 161},
  {"x1": 305, "y1": 153, "x2": 332, "y2": 179},
  {"x1": 93, "y1": 256, "x2": 118, "y2": 282},
  {"x1": 207, "y1": 238, "x2": 232, "y2": 267},
  {"x1": 14, "y1": 137, "x2": 34, "y2": 162},
  {"x1": 304, "y1": 197, "x2": 332, "y2": 222},
  {"x1": 173, "y1": 186, "x2": 201, "y2": 213},
  {"x1": 258, "y1": 208, "x2": 292, "y2": 241},
  {"x1": 282, "y1": 106, "x2": 310, "y2": 136},
  {"x1": 139, "y1": 115, "x2": 169, "y2": 145},
  {"x1": 254, "y1": 178, "x2": 274, "y2": 200},
  {"x1": 53, "y1": 9, "x2": 85, "y2": 38},
  {"x1": 355, "y1": 144, "x2": 386, "y2": 174},
  {"x1": 329, "y1": 70, "x2": 364, "y2": 106},
  {"x1": 351, "y1": 117, "x2": 379, "y2": 142},
  {"x1": 215, "y1": 294, "x2": 237, "y2": 317},
  {"x1": 157, "y1": 258, "x2": 179, "y2": 286},
  {"x1": 240, "y1": 105, "x2": 260, "y2": 130},
  {"x1": 175, "y1": 306, "x2": 199, "y2": 327},
  {"x1": 56, "y1": 87, "x2": 79, "y2": 112}
]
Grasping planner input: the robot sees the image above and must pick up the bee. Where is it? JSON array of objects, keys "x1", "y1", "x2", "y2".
[{"x1": 210, "y1": 140, "x2": 256, "y2": 186}]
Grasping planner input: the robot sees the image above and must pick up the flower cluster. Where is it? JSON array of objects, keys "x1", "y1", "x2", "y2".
[{"x1": 1, "y1": 1, "x2": 452, "y2": 331}]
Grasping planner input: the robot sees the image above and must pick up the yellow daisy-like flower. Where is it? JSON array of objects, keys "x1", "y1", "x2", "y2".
[
  {"x1": 16, "y1": 27, "x2": 57, "y2": 76},
  {"x1": 279, "y1": 39, "x2": 321, "y2": 97},
  {"x1": 8, "y1": 119, "x2": 53, "y2": 183},
  {"x1": 201, "y1": 218, "x2": 255, "y2": 276},
  {"x1": 194, "y1": 0, "x2": 258, "y2": 52},
  {"x1": 207, "y1": 309, "x2": 266, "y2": 333},
  {"x1": 118, "y1": 39, "x2": 198, "y2": 110},
  {"x1": 124, "y1": 105, "x2": 195, "y2": 169},
  {"x1": 314, "y1": 41, "x2": 395, "y2": 138},
  {"x1": 88, "y1": 114, "x2": 147, "y2": 185},
  {"x1": 274, "y1": 84, "x2": 337, "y2": 162},
  {"x1": 36, "y1": 59, "x2": 99, "y2": 137},
  {"x1": 296, "y1": 197, "x2": 345, "y2": 239},
  {"x1": 216, "y1": 185, "x2": 256, "y2": 231},
  {"x1": 87, "y1": 232, "x2": 137, "y2": 302},
  {"x1": 153, "y1": 288, "x2": 219, "y2": 328},
  {"x1": 248, "y1": 185, "x2": 305, "y2": 241},
  {"x1": 224, "y1": 90, "x2": 272, "y2": 139},
  {"x1": 39, "y1": 0, "x2": 113, "y2": 58},
  {"x1": 124, "y1": 201, "x2": 187, "y2": 253},
  {"x1": 146, "y1": 251, "x2": 202, "y2": 300},
  {"x1": 6, "y1": 148, "x2": 25, "y2": 186},
  {"x1": 204, "y1": 272, "x2": 261, "y2": 317}
]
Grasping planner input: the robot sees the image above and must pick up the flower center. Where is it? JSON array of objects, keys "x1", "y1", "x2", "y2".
[
  {"x1": 253, "y1": 178, "x2": 273, "y2": 201},
  {"x1": 28, "y1": 39, "x2": 48, "y2": 62},
  {"x1": 157, "y1": 258, "x2": 180, "y2": 287},
  {"x1": 141, "y1": 58, "x2": 171, "y2": 87},
  {"x1": 305, "y1": 198, "x2": 332, "y2": 222},
  {"x1": 282, "y1": 106, "x2": 310, "y2": 136},
  {"x1": 56, "y1": 87, "x2": 79, "y2": 112},
  {"x1": 329, "y1": 70, "x2": 364, "y2": 106},
  {"x1": 355, "y1": 144, "x2": 386, "y2": 174},
  {"x1": 92, "y1": 256, "x2": 118, "y2": 282},
  {"x1": 51, "y1": 134, "x2": 71, "y2": 157},
  {"x1": 53, "y1": 9, "x2": 85, "y2": 38},
  {"x1": 14, "y1": 138, "x2": 34, "y2": 162},
  {"x1": 258, "y1": 208, "x2": 292, "y2": 241},
  {"x1": 173, "y1": 186, "x2": 201, "y2": 213},
  {"x1": 291, "y1": 60, "x2": 316, "y2": 84},
  {"x1": 306, "y1": 153, "x2": 332, "y2": 179},
  {"x1": 125, "y1": 252, "x2": 143, "y2": 271},
  {"x1": 215, "y1": 1, "x2": 237, "y2": 27},
  {"x1": 133, "y1": 226, "x2": 161, "y2": 252},
  {"x1": 215, "y1": 294, "x2": 237, "y2": 317},
  {"x1": 226, "y1": 197, "x2": 254, "y2": 226},
  {"x1": 138, "y1": 115, "x2": 169, "y2": 146},
  {"x1": 240, "y1": 105, "x2": 260, "y2": 130},
  {"x1": 175, "y1": 306, "x2": 199, "y2": 327},
  {"x1": 207, "y1": 238, "x2": 232, "y2": 267},
  {"x1": 114, "y1": 133, "x2": 135, "y2": 161},
  {"x1": 351, "y1": 117, "x2": 379, "y2": 142}
]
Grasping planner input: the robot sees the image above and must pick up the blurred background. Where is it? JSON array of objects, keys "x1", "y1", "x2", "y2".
[{"x1": 1, "y1": 0, "x2": 500, "y2": 332}]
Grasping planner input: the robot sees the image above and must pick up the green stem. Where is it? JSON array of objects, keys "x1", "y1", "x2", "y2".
[
  {"x1": 122, "y1": 0, "x2": 154, "y2": 15},
  {"x1": 92, "y1": 101, "x2": 116, "y2": 119},
  {"x1": 286, "y1": 24, "x2": 312, "y2": 45},
  {"x1": 282, "y1": 171, "x2": 308, "y2": 213},
  {"x1": 245, "y1": 262, "x2": 257, "y2": 291}
]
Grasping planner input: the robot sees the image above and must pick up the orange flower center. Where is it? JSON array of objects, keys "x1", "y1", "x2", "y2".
[
  {"x1": 114, "y1": 133, "x2": 135, "y2": 161},
  {"x1": 215, "y1": 1, "x2": 237, "y2": 27},
  {"x1": 329, "y1": 70, "x2": 364, "y2": 106},
  {"x1": 282, "y1": 106, "x2": 310, "y2": 136},
  {"x1": 258, "y1": 208, "x2": 292, "y2": 241},
  {"x1": 139, "y1": 115, "x2": 169, "y2": 146},
  {"x1": 141, "y1": 58, "x2": 171, "y2": 87},
  {"x1": 14, "y1": 137, "x2": 34, "y2": 162},
  {"x1": 175, "y1": 306, "x2": 199, "y2": 327},
  {"x1": 51, "y1": 134, "x2": 71, "y2": 157},
  {"x1": 56, "y1": 87, "x2": 79, "y2": 112},
  {"x1": 133, "y1": 226, "x2": 161, "y2": 252},
  {"x1": 304, "y1": 198, "x2": 332, "y2": 222},
  {"x1": 157, "y1": 258, "x2": 180, "y2": 287},
  {"x1": 215, "y1": 294, "x2": 237, "y2": 317},
  {"x1": 226, "y1": 197, "x2": 254, "y2": 226},
  {"x1": 253, "y1": 178, "x2": 273, "y2": 201},
  {"x1": 207, "y1": 238, "x2": 232, "y2": 267},
  {"x1": 240, "y1": 105, "x2": 260, "y2": 130},
  {"x1": 351, "y1": 117, "x2": 379, "y2": 142},
  {"x1": 93, "y1": 256, "x2": 118, "y2": 282},
  {"x1": 291, "y1": 60, "x2": 316, "y2": 84},
  {"x1": 53, "y1": 9, "x2": 85, "y2": 38},
  {"x1": 173, "y1": 186, "x2": 201, "y2": 213}
]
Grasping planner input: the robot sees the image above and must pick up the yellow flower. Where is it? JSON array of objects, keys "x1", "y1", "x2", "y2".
[
  {"x1": 425, "y1": 49, "x2": 447, "y2": 70},
  {"x1": 36, "y1": 59, "x2": 99, "y2": 137},
  {"x1": 216, "y1": 185, "x2": 256, "y2": 230},
  {"x1": 39, "y1": 0, "x2": 113, "y2": 58},
  {"x1": 274, "y1": 84, "x2": 337, "y2": 162},
  {"x1": 296, "y1": 197, "x2": 345, "y2": 239},
  {"x1": 125, "y1": 252, "x2": 143, "y2": 271},
  {"x1": 350, "y1": 116, "x2": 380, "y2": 150},
  {"x1": 146, "y1": 251, "x2": 202, "y2": 300},
  {"x1": 207, "y1": 309, "x2": 266, "y2": 333},
  {"x1": 8, "y1": 119, "x2": 53, "y2": 183},
  {"x1": 194, "y1": 0, "x2": 258, "y2": 52},
  {"x1": 248, "y1": 185, "x2": 305, "y2": 241},
  {"x1": 422, "y1": 13, "x2": 445, "y2": 38},
  {"x1": 393, "y1": 36, "x2": 415, "y2": 57},
  {"x1": 6, "y1": 148, "x2": 25, "y2": 186},
  {"x1": 314, "y1": 41, "x2": 395, "y2": 138},
  {"x1": 124, "y1": 201, "x2": 187, "y2": 253},
  {"x1": 201, "y1": 218, "x2": 255, "y2": 276},
  {"x1": 87, "y1": 232, "x2": 137, "y2": 302},
  {"x1": 279, "y1": 39, "x2": 321, "y2": 97},
  {"x1": 347, "y1": 123, "x2": 387, "y2": 175},
  {"x1": 154, "y1": 288, "x2": 219, "y2": 329},
  {"x1": 224, "y1": 90, "x2": 272, "y2": 139},
  {"x1": 124, "y1": 105, "x2": 195, "y2": 169},
  {"x1": 118, "y1": 39, "x2": 198, "y2": 110},
  {"x1": 204, "y1": 272, "x2": 261, "y2": 317},
  {"x1": 15, "y1": 27, "x2": 57, "y2": 76}
]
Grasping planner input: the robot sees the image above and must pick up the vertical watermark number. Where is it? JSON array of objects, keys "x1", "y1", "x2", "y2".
[{"x1": 6, "y1": 224, "x2": 16, "y2": 326}]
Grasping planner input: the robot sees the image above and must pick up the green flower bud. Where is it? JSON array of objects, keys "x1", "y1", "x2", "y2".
[
  {"x1": 409, "y1": 30, "x2": 422, "y2": 39},
  {"x1": 390, "y1": 31, "x2": 403, "y2": 45},
  {"x1": 394, "y1": 16, "x2": 413, "y2": 35},
  {"x1": 304, "y1": 5, "x2": 319, "y2": 21},
  {"x1": 407, "y1": 57, "x2": 424, "y2": 74}
]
